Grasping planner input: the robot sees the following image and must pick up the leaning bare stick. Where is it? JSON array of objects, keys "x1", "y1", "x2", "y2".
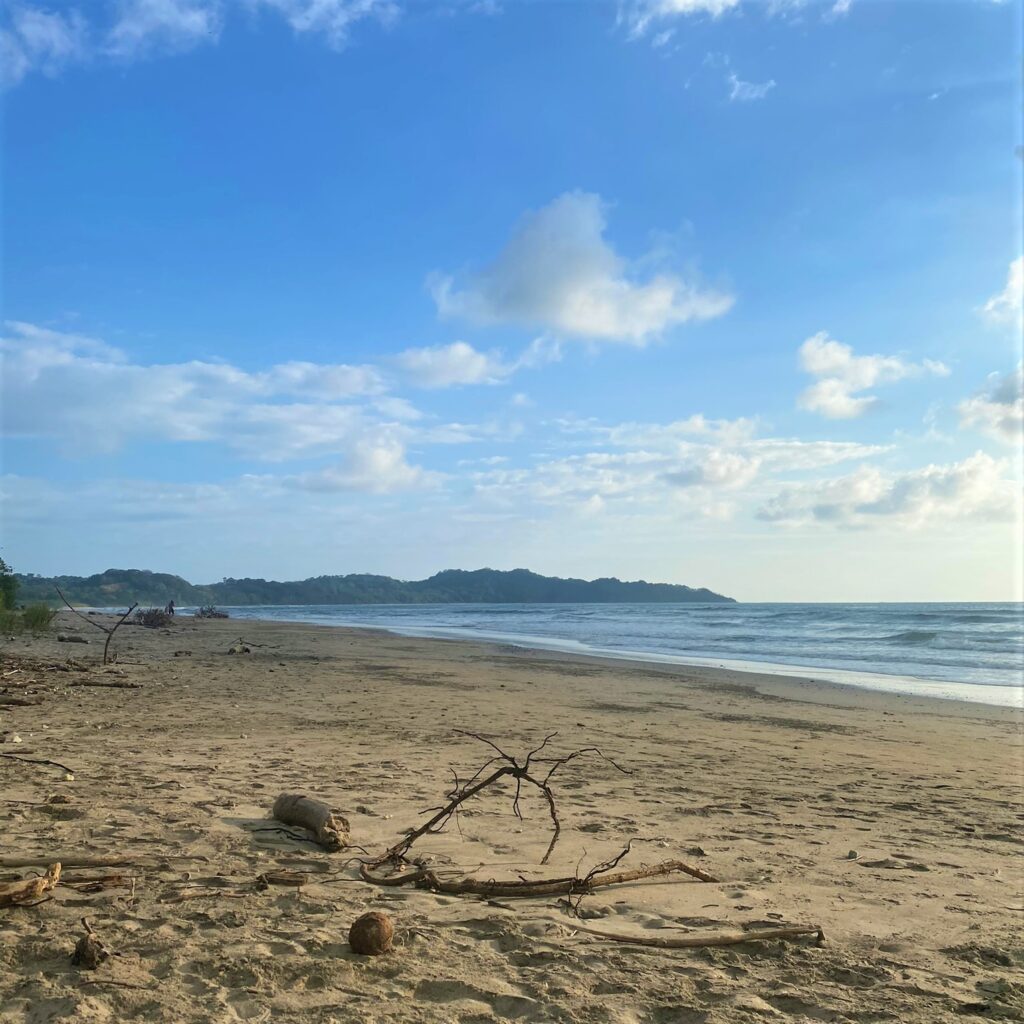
[
  {"x1": 54, "y1": 587, "x2": 137, "y2": 666},
  {"x1": 0, "y1": 862, "x2": 61, "y2": 907}
]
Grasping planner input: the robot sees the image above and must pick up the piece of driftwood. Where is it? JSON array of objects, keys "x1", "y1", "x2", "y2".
[
  {"x1": 0, "y1": 863, "x2": 61, "y2": 907},
  {"x1": 71, "y1": 918, "x2": 108, "y2": 969},
  {"x1": 255, "y1": 869, "x2": 309, "y2": 888},
  {"x1": 272, "y1": 793, "x2": 350, "y2": 851},
  {"x1": 67, "y1": 680, "x2": 142, "y2": 689},
  {"x1": 0, "y1": 695, "x2": 42, "y2": 706},
  {"x1": 0, "y1": 855, "x2": 148, "y2": 870},
  {"x1": 564, "y1": 920, "x2": 825, "y2": 949},
  {"x1": 0, "y1": 752, "x2": 75, "y2": 776},
  {"x1": 56, "y1": 634, "x2": 90, "y2": 644},
  {"x1": 360, "y1": 856, "x2": 714, "y2": 898}
]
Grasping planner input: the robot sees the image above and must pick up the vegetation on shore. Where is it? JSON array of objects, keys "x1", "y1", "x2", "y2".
[{"x1": 15, "y1": 566, "x2": 735, "y2": 608}]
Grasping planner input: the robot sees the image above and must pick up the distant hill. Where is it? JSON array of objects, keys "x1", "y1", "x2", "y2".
[{"x1": 16, "y1": 567, "x2": 734, "y2": 606}]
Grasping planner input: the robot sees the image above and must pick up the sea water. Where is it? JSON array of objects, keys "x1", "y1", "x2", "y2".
[{"x1": 206, "y1": 602, "x2": 1023, "y2": 708}]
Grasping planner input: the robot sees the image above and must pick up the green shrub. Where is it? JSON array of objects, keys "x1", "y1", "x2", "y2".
[
  {"x1": 0, "y1": 558, "x2": 18, "y2": 611},
  {"x1": 22, "y1": 603, "x2": 56, "y2": 632},
  {"x1": 0, "y1": 609, "x2": 23, "y2": 634}
]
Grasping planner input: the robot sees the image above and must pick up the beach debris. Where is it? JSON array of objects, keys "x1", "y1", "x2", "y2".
[
  {"x1": 271, "y1": 793, "x2": 350, "y2": 851},
  {"x1": 0, "y1": 862, "x2": 61, "y2": 907},
  {"x1": 56, "y1": 634, "x2": 90, "y2": 644},
  {"x1": 0, "y1": 855, "x2": 154, "y2": 870},
  {"x1": 228, "y1": 641, "x2": 251, "y2": 655},
  {"x1": 0, "y1": 752, "x2": 75, "y2": 778},
  {"x1": 255, "y1": 869, "x2": 309, "y2": 889},
  {"x1": 134, "y1": 608, "x2": 173, "y2": 629},
  {"x1": 359, "y1": 733, "x2": 717, "y2": 903},
  {"x1": 67, "y1": 679, "x2": 142, "y2": 689},
  {"x1": 195, "y1": 605, "x2": 229, "y2": 619},
  {"x1": 0, "y1": 695, "x2": 43, "y2": 706},
  {"x1": 54, "y1": 587, "x2": 138, "y2": 665},
  {"x1": 349, "y1": 911, "x2": 394, "y2": 955},
  {"x1": 561, "y1": 920, "x2": 825, "y2": 950},
  {"x1": 71, "y1": 918, "x2": 108, "y2": 969}
]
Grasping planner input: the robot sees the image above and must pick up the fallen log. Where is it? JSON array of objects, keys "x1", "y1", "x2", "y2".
[
  {"x1": 271, "y1": 793, "x2": 350, "y2": 851},
  {"x1": 67, "y1": 681, "x2": 142, "y2": 690},
  {"x1": 0, "y1": 696, "x2": 42, "y2": 706},
  {"x1": 0, "y1": 855, "x2": 150, "y2": 870},
  {"x1": 0, "y1": 863, "x2": 61, "y2": 907}
]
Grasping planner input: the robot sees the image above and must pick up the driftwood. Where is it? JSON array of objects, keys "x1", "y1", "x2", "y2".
[
  {"x1": 0, "y1": 695, "x2": 42, "y2": 706},
  {"x1": 71, "y1": 918, "x2": 108, "y2": 968},
  {"x1": 0, "y1": 855, "x2": 148, "y2": 870},
  {"x1": 67, "y1": 680, "x2": 142, "y2": 689},
  {"x1": 361, "y1": 855, "x2": 715, "y2": 897},
  {"x1": 0, "y1": 863, "x2": 61, "y2": 907},
  {"x1": 375, "y1": 731, "x2": 630, "y2": 869},
  {"x1": 0, "y1": 752, "x2": 75, "y2": 776},
  {"x1": 54, "y1": 588, "x2": 138, "y2": 666},
  {"x1": 564, "y1": 920, "x2": 825, "y2": 949},
  {"x1": 272, "y1": 793, "x2": 350, "y2": 851}
]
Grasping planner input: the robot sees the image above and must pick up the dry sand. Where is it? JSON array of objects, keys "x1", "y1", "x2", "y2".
[{"x1": 1, "y1": 611, "x2": 1022, "y2": 1023}]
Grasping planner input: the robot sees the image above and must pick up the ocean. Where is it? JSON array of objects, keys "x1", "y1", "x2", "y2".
[{"x1": 202, "y1": 601, "x2": 1024, "y2": 708}]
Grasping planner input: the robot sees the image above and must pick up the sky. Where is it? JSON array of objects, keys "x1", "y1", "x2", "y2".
[{"x1": 1, "y1": 0, "x2": 1022, "y2": 602}]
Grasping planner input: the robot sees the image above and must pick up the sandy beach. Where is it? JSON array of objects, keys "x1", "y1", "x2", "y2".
[{"x1": 1, "y1": 612, "x2": 1022, "y2": 1023}]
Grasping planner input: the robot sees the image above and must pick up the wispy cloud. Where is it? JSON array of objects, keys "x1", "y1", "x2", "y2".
[
  {"x1": 979, "y1": 256, "x2": 1023, "y2": 325},
  {"x1": 797, "y1": 331, "x2": 949, "y2": 419},
  {"x1": 1, "y1": 4, "x2": 89, "y2": 87},
  {"x1": 727, "y1": 71, "x2": 775, "y2": 102},
  {"x1": 431, "y1": 191, "x2": 732, "y2": 345}
]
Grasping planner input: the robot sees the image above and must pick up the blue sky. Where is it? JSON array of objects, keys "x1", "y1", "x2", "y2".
[{"x1": 1, "y1": 0, "x2": 1021, "y2": 600}]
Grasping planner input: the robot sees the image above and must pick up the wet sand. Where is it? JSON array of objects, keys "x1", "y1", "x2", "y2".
[{"x1": 1, "y1": 612, "x2": 1022, "y2": 1023}]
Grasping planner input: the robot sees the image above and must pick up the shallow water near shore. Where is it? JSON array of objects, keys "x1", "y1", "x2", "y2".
[{"x1": 198, "y1": 601, "x2": 1024, "y2": 707}]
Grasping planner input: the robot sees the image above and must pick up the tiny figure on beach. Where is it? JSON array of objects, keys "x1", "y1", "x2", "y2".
[{"x1": 165, "y1": 600, "x2": 175, "y2": 617}]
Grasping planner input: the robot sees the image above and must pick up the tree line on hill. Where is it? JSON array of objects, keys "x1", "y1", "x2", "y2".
[{"x1": 14, "y1": 567, "x2": 734, "y2": 607}]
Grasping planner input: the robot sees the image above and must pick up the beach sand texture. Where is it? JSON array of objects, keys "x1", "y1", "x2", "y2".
[{"x1": 1, "y1": 613, "x2": 1022, "y2": 1023}]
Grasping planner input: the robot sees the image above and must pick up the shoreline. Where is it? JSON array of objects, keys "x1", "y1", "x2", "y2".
[{"x1": 223, "y1": 610, "x2": 1023, "y2": 713}]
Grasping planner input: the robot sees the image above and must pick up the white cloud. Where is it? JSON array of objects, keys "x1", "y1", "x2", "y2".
[
  {"x1": 757, "y1": 452, "x2": 1018, "y2": 528},
  {"x1": 431, "y1": 191, "x2": 732, "y2": 345},
  {"x1": 107, "y1": 0, "x2": 223, "y2": 58},
  {"x1": 0, "y1": 321, "x2": 396, "y2": 462},
  {"x1": 980, "y1": 256, "x2": 1023, "y2": 325},
  {"x1": 622, "y1": 0, "x2": 740, "y2": 39},
  {"x1": 394, "y1": 341, "x2": 511, "y2": 389},
  {"x1": 286, "y1": 435, "x2": 440, "y2": 493},
  {"x1": 248, "y1": 0, "x2": 399, "y2": 49},
  {"x1": 727, "y1": 72, "x2": 775, "y2": 102},
  {"x1": 1, "y1": 5, "x2": 89, "y2": 87},
  {"x1": 797, "y1": 331, "x2": 949, "y2": 419},
  {"x1": 958, "y1": 365, "x2": 1024, "y2": 445}
]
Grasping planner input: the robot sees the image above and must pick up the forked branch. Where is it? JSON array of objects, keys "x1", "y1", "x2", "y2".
[{"x1": 55, "y1": 586, "x2": 137, "y2": 665}]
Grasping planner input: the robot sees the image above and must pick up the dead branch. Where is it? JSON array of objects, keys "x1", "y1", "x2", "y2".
[
  {"x1": 0, "y1": 863, "x2": 61, "y2": 907},
  {"x1": 360, "y1": 846, "x2": 716, "y2": 898},
  {"x1": 54, "y1": 587, "x2": 138, "y2": 666},
  {"x1": 71, "y1": 917, "x2": 108, "y2": 969},
  {"x1": 0, "y1": 752, "x2": 75, "y2": 776},
  {"x1": 271, "y1": 793, "x2": 350, "y2": 851},
  {"x1": 0, "y1": 695, "x2": 42, "y2": 706},
  {"x1": 376, "y1": 731, "x2": 630, "y2": 868},
  {"x1": 0, "y1": 855, "x2": 152, "y2": 869},
  {"x1": 563, "y1": 920, "x2": 825, "y2": 949},
  {"x1": 67, "y1": 680, "x2": 142, "y2": 689}
]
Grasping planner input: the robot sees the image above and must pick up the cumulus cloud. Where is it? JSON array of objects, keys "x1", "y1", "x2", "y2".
[
  {"x1": 797, "y1": 331, "x2": 949, "y2": 419},
  {"x1": 1, "y1": 4, "x2": 89, "y2": 87},
  {"x1": 394, "y1": 341, "x2": 512, "y2": 389},
  {"x1": 621, "y1": 0, "x2": 739, "y2": 39},
  {"x1": 0, "y1": 320, "x2": 397, "y2": 462},
  {"x1": 757, "y1": 452, "x2": 1018, "y2": 528},
  {"x1": 980, "y1": 256, "x2": 1023, "y2": 325},
  {"x1": 286, "y1": 435, "x2": 441, "y2": 493},
  {"x1": 431, "y1": 191, "x2": 732, "y2": 345},
  {"x1": 958, "y1": 365, "x2": 1024, "y2": 445}
]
